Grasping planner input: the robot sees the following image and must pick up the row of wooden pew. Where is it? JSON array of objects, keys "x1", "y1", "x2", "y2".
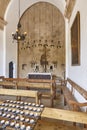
[
  {"x1": 0, "y1": 76, "x2": 87, "y2": 129},
  {"x1": 0, "y1": 76, "x2": 56, "y2": 107}
]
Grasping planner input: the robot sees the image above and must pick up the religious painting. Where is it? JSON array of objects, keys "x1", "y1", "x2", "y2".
[{"x1": 71, "y1": 11, "x2": 80, "y2": 65}]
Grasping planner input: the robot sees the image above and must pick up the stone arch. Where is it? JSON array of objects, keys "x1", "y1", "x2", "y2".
[{"x1": 18, "y1": 2, "x2": 65, "y2": 78}]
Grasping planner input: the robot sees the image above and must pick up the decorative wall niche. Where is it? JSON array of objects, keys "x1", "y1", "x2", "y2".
[
  {"x1": 35, "y1": 65, "x2": 39, "y2": 72},
  {"x1": 22, "y1": 64, "x2": 27, "y2": 70},
  {"x1": 52, "y1": 61, "x2": 57, "y2": 68},
  {"x1": 50, "y1": 65, "x2": 53, "y2": 71}
]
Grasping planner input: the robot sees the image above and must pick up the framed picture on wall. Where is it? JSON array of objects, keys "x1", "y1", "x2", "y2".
[{"x1": 71, "y1": 11, "x2": 80, "y2": 65}]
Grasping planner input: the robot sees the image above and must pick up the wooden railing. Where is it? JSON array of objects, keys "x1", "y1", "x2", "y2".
[
  {"x1": 67, "y1": 78, "x2": 87, "y2": 100},
  {"x1": 62, "y1": 78, "x2": 87, "y2": 110}
]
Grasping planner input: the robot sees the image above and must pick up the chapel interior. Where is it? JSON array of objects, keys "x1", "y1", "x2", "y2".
[{"x1": 0, "y1": 0, "x2": 87, "y2": 130}]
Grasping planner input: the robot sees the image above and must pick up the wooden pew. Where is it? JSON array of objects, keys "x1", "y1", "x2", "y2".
[
  {"x1": 35, "y1": 120, "x2": 86, "y2": 130},
  {"x1": 0, "y1": 78, "x2": 56, "y2": 107},
  {"x1": 0, "y1": 88, "x2": 40, "y2": 104},
  {"x1": 27, "y1": 79, "x2": 56, "y2": 107},
  {"x1": 0, "y1": 76, "x2": 4, "y2": 79},
  {"x1": 41, "y1": 107, "x2": 87, "y2": 125},
  {"x1": 61, "y1": 78, "x2": 87, "y2": 127},
  {"x1": 61, "y1": 78, "x2": 87, "y2": 111},
  {"x1": 17, "y1": 78, "x2": 56, "y2": 107},
  {"x1": 0, "y1": 77, "x2": 17, "y2": 89}
]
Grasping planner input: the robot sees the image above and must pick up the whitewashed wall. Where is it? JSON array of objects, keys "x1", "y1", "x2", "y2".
[
  {"x1": 0, "y1": 30, "x2": 4, "y2": 76},
  {"x1": 68, "y1": 0, "x2": 87, "y2": 106}
]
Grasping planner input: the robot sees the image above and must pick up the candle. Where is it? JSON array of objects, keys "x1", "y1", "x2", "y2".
[
  {"x1": 20, "y1": 117, "x2": 25, "y2": 121},
  {"x1": 20, "y1": 125, "x2": 26, "y2": 130},
  {"x1": 11, "y1": 115, "x2": 15, "y2": 119},
  {"x1": 25, "y1": 118, "x2": 29, "y2": 123},
  {"x1": 26, "y1": 126, "x2": 31, "y2": 130},
  {"x1": 30, "y1": 119, "x2": 35, "y2": 124},
  {"x1": 15, "y1": 123, "x2": 20, "y2": 129},
  {"x1": 10, "y1": 122, "x2": 15, "y2": 127},
  {"x1": 0, "y1": 120, "x2": 5, "y2": 124},
  {"x1": 5, "y1": 121, "x2": 10, "y2": 126}
]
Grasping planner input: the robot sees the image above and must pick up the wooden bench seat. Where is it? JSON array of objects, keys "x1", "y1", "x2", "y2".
[
  {"x1": 41, "y1": 107, "x2": 87, "y2": 124},
  {"x1": 0, "y1": 77, "x2": 17, "y2": 88},
  {"x1": 0, "y1": 88, "x2": 40, "y2": 104}
]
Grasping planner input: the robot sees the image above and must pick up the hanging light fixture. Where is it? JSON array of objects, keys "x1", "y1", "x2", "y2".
[{"x1": 12, "y1": 0, "x2": 27, "y2": 42}]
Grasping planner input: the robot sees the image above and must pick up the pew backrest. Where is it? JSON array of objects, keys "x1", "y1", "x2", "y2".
[{"x1": 0, "y1": 88, "x2": 39, "y2": 104}]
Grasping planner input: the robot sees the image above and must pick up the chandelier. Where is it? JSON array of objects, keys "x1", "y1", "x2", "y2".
[{"x1": 12, "y1": 0, "x2": 27, "y2": 42}]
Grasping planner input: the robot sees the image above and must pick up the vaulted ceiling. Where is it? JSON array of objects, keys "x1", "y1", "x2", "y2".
[
  {"x1": 0, "y1": 0, "x2": 10, "y2": 29},
  {"x1": 0, "y1": 0, "x2": 76, "y2": 30}
]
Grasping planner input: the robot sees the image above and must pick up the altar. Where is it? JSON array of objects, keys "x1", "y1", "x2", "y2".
[{"x1": 28, "y1": 73, "x2": 52, "y2": 80}]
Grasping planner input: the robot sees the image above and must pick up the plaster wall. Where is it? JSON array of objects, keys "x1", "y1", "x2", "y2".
[
  {"x1": 0, "y1": 30, "x2": 4, "y2": 75},
  {"x1": 18, "y1": 2, "x2": 65, "y2": 78},
  {"x1": 68, "y1": 0, "x2": 87, "y2": 104},
  {"x1": 4, "y1": 0, "x2": 65, "y2": 77}
]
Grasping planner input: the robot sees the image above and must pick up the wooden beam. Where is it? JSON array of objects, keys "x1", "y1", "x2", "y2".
[{"x1": 41, "y1": 107, "x2": 87, "y2": 124}]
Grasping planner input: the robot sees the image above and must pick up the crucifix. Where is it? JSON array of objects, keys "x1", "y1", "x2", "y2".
[{"x1": 40, "y1": 44, "x2": 50, "y2": 72}]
